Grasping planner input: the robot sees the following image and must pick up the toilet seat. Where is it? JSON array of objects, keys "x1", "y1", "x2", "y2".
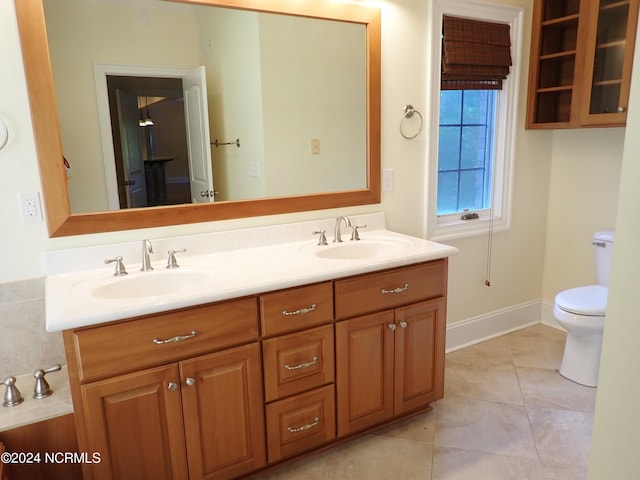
[{"x1": 555, "y1": 285, "x2": 608, "y2": 316}]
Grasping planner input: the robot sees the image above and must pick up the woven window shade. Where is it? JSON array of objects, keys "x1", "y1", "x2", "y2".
[{"x1": 441, "y1": 15, "x2": 512, "y2": 90}]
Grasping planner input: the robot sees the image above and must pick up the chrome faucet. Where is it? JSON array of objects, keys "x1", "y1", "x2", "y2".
[
  {"x1": 141, "y1": 239, "x2": 154, "y2": 271},
  {"x1": 333, "y1": 216, "x2": 352, "y2": 243}
]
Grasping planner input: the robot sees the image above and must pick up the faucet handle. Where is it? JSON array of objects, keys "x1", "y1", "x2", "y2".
[
  {"x1": 33, "y1": 364, "x2": 62, "y2": 400},
  {"x1": 166, "y1": 249, "x2": 187, "y2": 269},
  {"x1": 105, "y1": 256, "x2": 128, "y2": 276},
  {"x1": 313, "y1": 230, "x2": 328, "y2": 246},
  {"x1": 351, "y1": 224, "x2": 367, "y2": 241},
  {"x1": 2, "y1": 376, "x2": 23, "y2": 407}
]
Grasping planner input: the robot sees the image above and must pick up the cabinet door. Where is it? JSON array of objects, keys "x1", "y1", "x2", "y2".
[
  {"x1": 81, "y1": 364, "x2": 188, "y2": 480},
  {"x1": 394, "y1": 298, "x2": 447, "y2": 415},
  {"x1": 580, "y1": 0, "x2": 639, "y2": 126},
  {"x1": 335, "y1": 310, "x2": 395, "y2": 437},
  {"x1": 526, "y1": 0, "x2": 584, "y2": 127},
  {"x1": 180, "y1": 343, "x2": 266, "y2": 480}
]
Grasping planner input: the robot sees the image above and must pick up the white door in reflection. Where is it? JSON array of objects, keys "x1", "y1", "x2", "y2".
[{"x1": 183, "y1": 66, "x2": 215, "y2": 204}]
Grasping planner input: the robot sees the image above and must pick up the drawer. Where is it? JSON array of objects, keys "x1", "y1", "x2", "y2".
[
  {"x1": 266, "y1": 385, "x2": 335, "y2": 463},
  {"x1": 334, "y1": 260, "x2": 447, "y2": 320},
  {"x1": 262, "y1": 324, "x2": 334, "y2": 402},
  {"x1": 68, "y1": 297, "x2": 259, "y2": 382},
  {"x1": 260, "y1": 282, "x2": 333, "y2": 337}
]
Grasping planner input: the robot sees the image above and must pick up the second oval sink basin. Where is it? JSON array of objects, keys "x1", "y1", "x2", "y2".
[
  {"x1": 90, "y1": 270, "x2": 212, "y2": 299},
  {"x1": 302, "y1": 238, "x2": 412, "y2": 260}
]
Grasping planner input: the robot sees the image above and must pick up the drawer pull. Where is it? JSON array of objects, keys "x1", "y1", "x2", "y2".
[
  {"x1": 381, "y1": 283, "x2": 409, "y2": 294},
  {"x1": 153, "y1": 330, "x2": 198, "y2": 345},
  {"x1": 399, "y1": 321, "x2": 408, "y2": 329},
  {"x1": 388, "y1": 323, "x2": 397, "y2": 331},
  {"x1": 284, "y1": 356, "x2": 318, "y2": 371},
  {"x1": 282, "y1": 304, "x2": 317, "y2": 316},
  {"x1": 167, "y1": 382, "x2": 178, "y2": 391},
  {"x1": 287, "y1": 416, "x2": 320, "y2": 433}
]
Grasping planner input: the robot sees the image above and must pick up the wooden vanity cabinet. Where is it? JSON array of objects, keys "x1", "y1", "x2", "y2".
[
  {"x1": 0, "y1": 443, "x2": 9, "y2": 480},
  {"x1": 526, "y1": 0, "x2": 639, "y2": 128},
  {"x1": 334, "y1": 261, "x2": 447, "y2": 436},
  {"x1": 63, "y1": 261, "x2": 449, "y2": 479},
  {"x1": 64, "y1": 298, "x2": 265, "y2": 480}
]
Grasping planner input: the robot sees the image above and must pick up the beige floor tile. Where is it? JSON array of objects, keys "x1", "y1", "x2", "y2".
[
  {"x1": 257, "y1": 452, "x2": 329, "y2": 480},
  {"x1": 322, "y1": 435, "x2": 433, "y2": 480},
  {"x1": 373, "y1": 410, "x2": 436, "y2": 444},
  {"x1": 431, "y1": 446, "x2": 544, "y2": 480},
  {"x1": 540, "y1": 462, "x2": 589, "y2": 480},
  {"x1": 434, "y1": 396, "x2": 538, "y2": 459},
  {"x1": 506, "y1": 324, "x2": 566, "y2": 370},
  {"x1": 517, "y1": 366, "x2": 597, "y2": 412},
  {"x1": 527, "y1": 406, "x2": 593, "y2": 472},
  {"x1": 259, "y1": 435, "x2": 433, "y2": 480},
  {"x1": 445, "y1": 361, "x2": 524, "y2": 405},
  {"x1": 446, "y1": 335, "x2": 514, "y2": 369}
]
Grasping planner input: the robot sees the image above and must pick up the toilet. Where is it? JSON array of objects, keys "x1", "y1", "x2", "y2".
[{"x1": 553, "y1": 230, "x2": 614, "y2": 387}]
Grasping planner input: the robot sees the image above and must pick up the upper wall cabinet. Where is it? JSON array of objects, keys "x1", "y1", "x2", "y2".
[{"x1": 527, "y1": 0, "x2": 639, "y2": 128}]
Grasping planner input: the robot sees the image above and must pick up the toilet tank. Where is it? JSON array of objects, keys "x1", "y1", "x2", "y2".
[{"x1": 593, "y1": 229, "x2": 615, "y2": 286}]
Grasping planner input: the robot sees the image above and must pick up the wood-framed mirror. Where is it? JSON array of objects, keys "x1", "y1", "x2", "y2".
[{"x1": 15, "y1": 0, "x2": 381, "y2": 237}]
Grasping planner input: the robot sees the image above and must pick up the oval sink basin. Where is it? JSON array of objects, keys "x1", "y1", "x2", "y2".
[
  {"x1": 303, "y1": 238, "x2": 412, "y2": 260},
  {"x1": 90, "y1": 270, "x2": 212, "y2": 299}
]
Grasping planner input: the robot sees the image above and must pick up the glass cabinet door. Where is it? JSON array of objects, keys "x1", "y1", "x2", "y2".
[{"x1": 581, "y1": 0, "x2": 639, "y2": 125}]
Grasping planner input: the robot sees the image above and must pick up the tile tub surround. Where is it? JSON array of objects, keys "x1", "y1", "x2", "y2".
[
  {"x1": 0, "y1": 278, "x2": 70, "y2": 431},
  {"x1": 0, "y1": 277, "x2": 65, "y2": 377},
  {"x1": 44, "y1": 213, "x2": 458, "y2": 331},
  {"x1": 259, "y1": 325, "x2": 595, "y2": 480}
]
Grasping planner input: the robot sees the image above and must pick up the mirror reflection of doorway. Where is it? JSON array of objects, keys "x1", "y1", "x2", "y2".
[{"x1": 107, "y1": 76, "x2": 192, "y2": 208}]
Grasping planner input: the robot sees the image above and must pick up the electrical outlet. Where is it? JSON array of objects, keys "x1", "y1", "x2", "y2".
[
  {"x1": 310, "y1": 138, "x2": 320, "y2": 155},
  {"x1": 382, "y1": 168, "x2": 394, "y2": 191},
  {"x1": 18, "y1": 192, "x2": 43, "y2": 223},
  {"x1": 248, "y1": 161, "x2": 260, "y2": 178}
]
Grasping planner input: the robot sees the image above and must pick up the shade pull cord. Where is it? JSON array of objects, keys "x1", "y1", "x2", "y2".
[
  {"x1": 485, "y1": 206, "x2": 494, "y2": 287},
  {"x1": 484, "y1": 178, "x2": 495, "y2": 287}
]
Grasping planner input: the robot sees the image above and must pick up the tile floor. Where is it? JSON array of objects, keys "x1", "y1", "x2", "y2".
[{"x1": 260, "y1": 324, "x2": 596, "y2": 480}]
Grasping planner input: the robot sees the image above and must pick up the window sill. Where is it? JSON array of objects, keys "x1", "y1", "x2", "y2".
[{"x1": 427, "y1": 214, "x2": 510, "y2": 242}]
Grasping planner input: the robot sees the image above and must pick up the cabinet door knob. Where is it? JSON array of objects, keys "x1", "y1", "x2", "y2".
[
  {"x1": 399, "y1": 321, "x2": 408, "y2": 329},
  {"x1": 185, "y1": 377, "x2": 196, "y2": 386},
  {"x1": 167, "y1": 382, "x2": 178, "y2": 391},
  {"x1": 387, "y1": 323, "x2": 397, "y2": 331}
]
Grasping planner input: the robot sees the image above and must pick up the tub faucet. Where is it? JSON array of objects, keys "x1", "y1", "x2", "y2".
[
  {"x1": 333, "y1": 216, "x2": 352, "y2": 243},
  {"x1": 141, "y1": 239, "x2": 154, "y2": 271}
]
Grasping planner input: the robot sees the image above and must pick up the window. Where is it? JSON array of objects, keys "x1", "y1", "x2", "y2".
[
  {"x1": 425, "y1": 1, "x2": 523, "y2": 241},
  {"x1": 438, "y1": 89, "x2": 496, "y2": 215}
]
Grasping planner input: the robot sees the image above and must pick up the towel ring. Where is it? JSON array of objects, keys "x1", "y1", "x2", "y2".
[
  {"x1": 400, "y1": 105, "x2": 423, "y2": 140},
  {"x1": 0, "y1": 120, "x2": 8, "y2": 150}
]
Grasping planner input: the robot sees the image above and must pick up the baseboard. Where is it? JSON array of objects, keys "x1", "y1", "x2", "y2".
[
  {"x1": 446, "y1": 300, "x2": 543, "y2": 353},
  {"x1": 540, "y1": 299, "x2": 565, "y2": 331}
]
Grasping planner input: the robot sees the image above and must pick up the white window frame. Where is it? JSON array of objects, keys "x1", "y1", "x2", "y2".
[{"x1": 424, "y1": 0, "x2": 523, "y2": 241}]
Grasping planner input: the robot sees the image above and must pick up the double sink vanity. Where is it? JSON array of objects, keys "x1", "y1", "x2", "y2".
[
  {"x1": 46, "y1": 213, "x2": 457, "y2": 479},
  {"x1": 15, "y1": 0, "x2": 457, "y2": 477}
]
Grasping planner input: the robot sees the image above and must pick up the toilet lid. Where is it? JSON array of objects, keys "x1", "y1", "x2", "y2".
[{"x1": 555, "y1": 285, "x2": 608, "y2": 315}]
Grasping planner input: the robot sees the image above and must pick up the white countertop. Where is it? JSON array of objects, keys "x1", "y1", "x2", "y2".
[{"x1": 45, "y1": 213, "x2": 458, "y2": 332}]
